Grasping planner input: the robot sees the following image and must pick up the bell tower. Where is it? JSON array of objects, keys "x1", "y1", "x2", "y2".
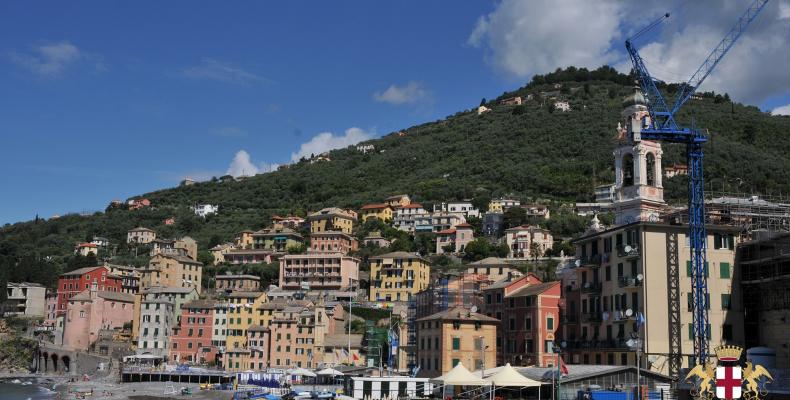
[{"x1": 613, "y1": 87, "x2": 666, "y2": 225}]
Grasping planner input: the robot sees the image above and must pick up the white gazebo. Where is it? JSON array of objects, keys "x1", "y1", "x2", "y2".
[
  {"x1": 431, "y1": 362, "x2": 490, "y2": 398},
  {"x1": 484, "y1": 363, "x2": 543, "y2": 400}
]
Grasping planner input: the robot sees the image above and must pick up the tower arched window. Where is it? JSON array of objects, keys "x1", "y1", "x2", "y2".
[
  {"x1": 646, "y1": 152, "x2": 656, "y2": 186},
  {"x1": 623, "y1": 154, "x2": 634, "y2": 186}
]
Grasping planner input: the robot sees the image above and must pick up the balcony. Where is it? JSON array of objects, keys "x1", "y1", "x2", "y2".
[
  {"x1": 565, "y1": 339, "x2": 630, "y2": 350},
  {"x1": 581, "y1": 312, "x2": 602, "y2": 323},
  {"x1": 580, "y1": 282, "x2": 602, "y2": 294},
  {"x1": 617, "y1": 245, "x2": 640, "y2": 259},
  {"x1": 618, "y1": 275, "x2": 643, "y2": 289},
  {"x1": 577, "y1": 254, "x2": 603, "y2": 268}
]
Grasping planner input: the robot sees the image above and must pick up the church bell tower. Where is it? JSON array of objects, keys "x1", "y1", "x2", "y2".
[{"x1": 613, "y1": 87, "x2": 666, "y2": 225}]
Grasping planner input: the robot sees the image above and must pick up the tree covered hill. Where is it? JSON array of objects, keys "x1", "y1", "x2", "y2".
[{"x1": 2, "y1": 66, "x2": 789, "y2": 284}]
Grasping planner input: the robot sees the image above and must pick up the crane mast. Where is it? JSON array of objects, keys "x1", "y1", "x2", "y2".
[{"x1": 624, "y1": 0, "x2": 770, "y2": 372}]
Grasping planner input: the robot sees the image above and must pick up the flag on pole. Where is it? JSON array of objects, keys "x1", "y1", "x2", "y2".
[
  {"x1": 560, "y1": 355, "x2": 569, "y2": 376},
  {"x1": 636, "y1": 312, "x2": 646, "y2": 330},
  {"x1": 353, "y1": 353, "x2": 359, "y2": 361}
]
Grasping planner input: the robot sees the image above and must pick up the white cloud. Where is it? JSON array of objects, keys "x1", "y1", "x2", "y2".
[
  {"x1": 772, "y1": 104, "x2": 790, "y2": 116},
  {"x1": 10, "y1": 42, "x2": 81, "y2": 77},
  {"x1": 470, "y1": 1, "x2": 790, "y2": 105},
  {"x1": 468, "y1": 0, "x2": 624, "y2": 78},
  {"x1": 373, "y1": 82, "x2": 431, "y2": 105},
  {"x1": 291, "y1": 127, "x2": 374, "y2": 162},
  {"x1": 224, "y1": 150, "x2": 280, "y2": 177},
  {"x1": 226, "y1": 150, "x2": 259, "y2": 177},
  {"x1": 181, "y1": 58, "x2": 268, "y2": 85}
]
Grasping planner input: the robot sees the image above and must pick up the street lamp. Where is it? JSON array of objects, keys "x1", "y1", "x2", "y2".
[{"x1": 553, "y1": 341, "x2": 566, "y2": 400}]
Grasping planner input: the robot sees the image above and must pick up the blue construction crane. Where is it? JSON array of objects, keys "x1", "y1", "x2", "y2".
[{"x1": 625, "y1": 0, "x2": 769, "y2": 367}]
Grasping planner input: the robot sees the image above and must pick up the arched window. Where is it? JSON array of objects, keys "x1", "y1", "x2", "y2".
[
  {"x1": 646, "y1": 152, "x2": 656, "y2": 186},
  {"x1": 623, "y1": 154, "x2": 634, "y2": 186}
]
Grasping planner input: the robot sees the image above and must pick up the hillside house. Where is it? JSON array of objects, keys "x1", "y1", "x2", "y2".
[
  {"x1": 308, "y1": 207, "x2": 356, "y2": 234},
  {"x1": 127, "y1": 227, "x2": 156, "y2": 244},
  {"x1": 433, "y1": 201, "x2": 480, "y2": 218},
  {"x1": 393, "y1": 203, "x2": 428, "y2": 232},
  {"x1": 499, "y1": 96, "x2": 522, "y2": 106},
  {"x1": 477, "y1": 105, "x2": 491, "y2": 115},
  {"x1": 664, "y1": 163, "x2": 688, "y2": 178},
  {"x1": 74, "y1": 243, "x2": 98, "y2": 257},
  {"x1": 91, "y1": 237, "x2": 110, "y2": 248},
  {"x1": 435, "y1": 223, "x2": 474, "y2": 254},
  {"x1": 360, "y1": 203, "x2": 393, "y2": 222},
  {"x1": 271, "y1": 215, "x2": 305, "y2": 229},
  {"x1": 356, "y1": 144, "x2": 375, "y2": 154},
  {"x1": 505, "y1": 226, "x2": 554, "y2": 260},
  {"x1": 554, "y1": 101, "x2": 571, "y2": 112},
  {"x1": 194, "y1": 204, "x2": 219, "y2": 217},
  {"x1": 385, "y1": 194, "x2": 412, "y2": 208},
  {"x1": 127, "y1": 198, "x2": 151, "y2": 210}
]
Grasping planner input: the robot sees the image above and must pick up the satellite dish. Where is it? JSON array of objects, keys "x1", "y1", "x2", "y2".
[
  {"x1": 637, "y1": 274, "x2": 644, "y2": 281},
  {"x1": 625, "y1": 309, "x2": 634, "y2": 317},
  {"x1": 624, "y1": 245, "x2": 633, "y2": 253},
  {"x1": 470, "y1": 306, "x2": 478, "y2": 313},
  {"x1": 574, "y1": 259, "x2": 581, "y2": 267}
]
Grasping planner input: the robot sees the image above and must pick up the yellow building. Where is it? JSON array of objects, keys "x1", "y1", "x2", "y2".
[
  {"x1": 369, "y1": 252, "x2": 431, "y2": 302},
  {"x1": 308, "y1": 207, "x2": 356, "y2": 234},
  {"x1": 235, "y1": 230, "x2": 254, "y2": 249},
  {"x1": 267, "y1": 301, "x2": 331, "y2": 369},
  {"x1": 223, "y1": 291, "x2": 268, "y2": 372},
  {"x1": 359, "y1": 204, "x2": 394, "y2": 223},
  {"x1": 416, "y1": 306, "x2": 498, "y2": 378},
  {"x1": 487, "y1": 199, "x2": 520, "y2": 214},
  {"x1": 139, "y1": 253, "x2": 203, "y2": 294}
]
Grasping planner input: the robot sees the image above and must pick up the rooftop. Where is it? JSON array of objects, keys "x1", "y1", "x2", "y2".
[
  {"x1": 370, "y1": 251, "x2": 429, "y2": 262},
  {"x1": 71, "y1": 289, "x2": 134, "y2": 303},
  {"x1": 506, "y1": 281, "x2": 560, "y2": 298},
  {"x1": 60, "y1": 266, "x2": 106, "y2": 277},
  {"x1": 216, "y1": 274, "x2": 260, "y2": 281},
  {"x1": 361, "y1": 203, "x2": 391, "y2": 210},
  {"x1": 417, "y1": 306, "x2": 499, "y2": 323}
]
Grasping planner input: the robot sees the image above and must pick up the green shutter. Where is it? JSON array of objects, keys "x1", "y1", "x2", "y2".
[
  {"x1": 452, "y1": 358, "x2": 460, "y2": 367},
  {"x1": 687, "y1": 293, "x2": 693, "y2": 310},
  {"x1": 686, "y1": 261, "x2": 692, "y2": 277},
  {"x1": 452, "y1": 337, "x2": 460, "y2": 350},
  {"x1": 721, "y1": 294, "x2": 731, "y2": 310},
  {"x1": 547, "y1": 317, "x2": 554, "y2": 330},
  {"x1": 705, "y1": 262, "x2": 709, "y2": 277},
  {"x1": 688, "y1": 324, "x2": 694, "y2": 340},
  {"x1": 706, "y1": 293, "x2": 710, "y2": 310},
  {"x1": 720, "y1": 262, "x2": 731, "y2": 279},
  {"x1": 707, "y1": 324, "x2": 712, "y2": 339}
]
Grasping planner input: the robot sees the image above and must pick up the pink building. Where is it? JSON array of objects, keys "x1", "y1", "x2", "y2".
[
  {"x1": 279, "y1": 253, "x2": 359, "y2": 290},
  {"x1": 170, "y1": 300, "x2": 218, "y2": 365},
  {"x1": 247, "y1": 325, "x2": 271, "y2": 370},
  {"x1": 435, "y1": 223, "x2": 474, "y2": 254},
  {"x1": 309, "y1": 231, "x2": 359, "y2": 254},
  {"x1": 63, "y1": 289, "x2": 135, "y2": 351}
]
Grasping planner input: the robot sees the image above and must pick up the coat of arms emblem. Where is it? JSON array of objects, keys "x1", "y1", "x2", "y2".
[{"x1": 685, "y1": 346, "x2": 773, "y2": 400}]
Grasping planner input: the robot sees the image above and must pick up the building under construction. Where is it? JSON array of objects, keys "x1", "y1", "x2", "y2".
[
  {"x1": 413, "y1": 272, "x2": 494, "y2": 320},
  {"x1": 739, "y1": 232, "x2": 790, "y2": 368}
]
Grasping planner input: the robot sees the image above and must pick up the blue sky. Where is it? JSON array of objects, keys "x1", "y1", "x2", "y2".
[{"x1": 2, "y1": 1, "x2": 789, "y2": 225}]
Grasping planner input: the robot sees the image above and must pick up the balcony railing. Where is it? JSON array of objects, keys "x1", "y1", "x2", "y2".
[
  {"x1": 580, "y1": 282, "x2": 602, "y2": 294},
  {"x1": 618, "y1": 276, "x2": 643, "y2": 288},
  {"x1": 578, "y1": 254, "x2": 603, "y2": 268},
  {"x1": 617, "y1": 245, "x2": 640, "y2": 259},
  {"x1": 581, "y1": 312, "x2": 602, "y2": 323}
]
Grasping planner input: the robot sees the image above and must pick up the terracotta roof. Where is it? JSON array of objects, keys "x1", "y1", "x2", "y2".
[
  {"x1": 505, "y1": 281, "x2": 560, "y2": 298},
  {"x1": 182, "y1": 300, "x2": 216, "y2": 309},
  {"x1": 399, "y1": 203, "x2": 424, "y2": 209},
  {"x1": 142, "y1": 286, "x2": 197, "y2": 294},
  {"x1": 227, "y1": 291, "x2": 265, "y2": 299},
  {"x1": 436, "y1": 228, "x2": 456, "y2": 235},
  {"x1": 455, "y1": 223, "x2": 473, "y2": 229},
  {"x1": 370, "y1": 251, "x2": 429, "y2": 261},
  {"x1": 70, "y1": 289, "x2": 134, "y2": 303},
  {"x1": 361, "y1": 203, "x2": 390, "y2": 210},
  {"x1": 60, "y1": 266, "x2": 106, "y2": 277},
  {"x1": 76, "y1": 243, "x2": 98, "y2": 248},
  {"x1": 417, "y1": 306, "x2": 499, "y2": 323},
  {"x1": 216, "y1": 274, "x2": 260, "y2": 280}
]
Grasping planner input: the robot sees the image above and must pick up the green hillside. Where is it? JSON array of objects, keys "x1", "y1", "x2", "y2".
[{"x1": 2, "y1": 66, "x2": 789, "y2": 286}]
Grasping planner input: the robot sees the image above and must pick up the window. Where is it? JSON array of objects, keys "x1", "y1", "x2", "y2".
[
  {"x1": 617, "y1": 263, "x2": 624, "y2": 278},
  {"x1": 509, "y1": 318, "x2": 516, "y2": 330},
  {"x1": 546, "y1": 316, "x2": 554, "y2": 330},
  {"x1": 623, "y1": 154, "x2": 634, "y2": 186},
  {"x1": 646, "y1": 152, "x2": 656, "y2": 186},
  {"x1": 721, "y1": 294, "x2": 731, "y2": 310},
  {"x1": 686, "y1": 261, "x2": 710, "y2": 277},
  {"x1": 720, "y1": 262, "x2": 731, "y2": 279},
  {"x1": 452, "y1": 337, "x2": 460, "y2": 350},
  {"x1": 605, "y1": 266, "x2": 611, "y2": 281},
  {"x1": 544, "y1": 340, "x2": 553, "y2": 353},
  {"x1": 525, "y1": 318, "x2": 532, "y2": 330}
]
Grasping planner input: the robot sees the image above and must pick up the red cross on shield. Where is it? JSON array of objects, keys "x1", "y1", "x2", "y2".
[{"x1": 716, "y1": 366, "x2": 742, "y2": 399}]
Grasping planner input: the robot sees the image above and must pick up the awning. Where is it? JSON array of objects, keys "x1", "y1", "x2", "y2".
[
  {"x1": 287, "y1": 367, "x2": 317, "y2": 377},
  {"x1": 485, "y1": 363, "x2": 543, "y2": 387},
  {"x1": 431, "y1": 362, "x2": 489, "y2": 386},
  {"x1": 316, "y1": 368, "x2": 344, "y2": 376}
]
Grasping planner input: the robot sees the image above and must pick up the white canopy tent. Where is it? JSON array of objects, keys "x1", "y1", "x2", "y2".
[
  {"x1": 431, "y1": 362, "x2": 490, "y2": 398},
  {"x1": 316, "y1": 367, "x2": 344, "y2": 376},
  {"x1": 484, "y1": 364, "x2": 544, "y2": 400},
  {"x1": 287, "y1": 367, "x2": 317, "y2": 377}
]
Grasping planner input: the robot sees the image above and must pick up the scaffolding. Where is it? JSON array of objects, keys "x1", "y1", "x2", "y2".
[{"x1": 661, "y1": 192, "x2": 790, "y2": 239}]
